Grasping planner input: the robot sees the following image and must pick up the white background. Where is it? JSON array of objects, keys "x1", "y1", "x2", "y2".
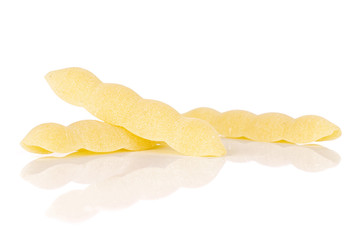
[{"x1": 1, "y1": 0, "x2": 359, "y2": 239}]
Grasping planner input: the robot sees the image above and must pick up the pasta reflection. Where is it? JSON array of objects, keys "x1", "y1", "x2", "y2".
[{"x1": 21, "y1": 139, "x2": 340, "y2": 222}]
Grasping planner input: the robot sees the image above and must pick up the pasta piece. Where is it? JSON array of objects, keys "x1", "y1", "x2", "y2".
[
  {"x1": 21, "y1": 120, "x2": 157, "y2": 154},
  {"x1": 184, "y1": 107, "x2": 341, "y2": 143},
  {"x1": 45, "y1": 67, "x2": 225, "y2": 157}
]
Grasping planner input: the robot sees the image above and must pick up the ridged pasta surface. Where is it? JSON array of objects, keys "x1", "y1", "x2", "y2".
[
  {"x1": 184, "y1": 107, "x2": 341, "y2": 143},
  {"x1": 45, "y1": 68, "x2": 226, "y2": 157},
  {"x1": 21, "y1": 120, "x2": 157, "y2": 154}
]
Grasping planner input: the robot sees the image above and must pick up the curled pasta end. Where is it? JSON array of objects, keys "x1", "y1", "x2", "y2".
[
  {"x1": 284, "y1": 115, "x2": 342, "y2": 143},
  {"x1": 45, "y1": 67, "x2": 101, "y2": 107},
  {"x1": 20, "y1": 142, "x2": 53, "y2": 154},
  {"x1": 21, "y1": 123, "x2": 73, "y2": 153},
  {"x1": 169, "y1": 118, "x2": 226, "y2": 157}
]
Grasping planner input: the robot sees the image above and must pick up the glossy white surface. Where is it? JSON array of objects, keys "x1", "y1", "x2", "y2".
[
  {"x1": 20, "y1": 139, "x2": 339, "y2": 222},
  {"x1": 1, "y1": 0, "x2": 359, "y2": 239}
]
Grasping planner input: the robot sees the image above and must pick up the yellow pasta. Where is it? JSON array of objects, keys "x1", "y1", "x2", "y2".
[
  {"x1": 21, "y1": 120, "x2": 157, "y2": 154},
  {"x1": 45, "y1": 67, "x2": 225, "y2": 157},
  {"x1": 184, "y1": 107, "x2": 341, "y2": 143}
]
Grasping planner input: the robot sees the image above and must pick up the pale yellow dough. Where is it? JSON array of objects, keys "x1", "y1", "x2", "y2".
[
  {"x1": 45, "y1": 68, "x2": 225, "y2": 157},
  {"x1": 21, "y1": 120, "x2": 157, "y2": 154},
  {"x1": 184, "y1": 107, "x2": 341, "y2": 144}
]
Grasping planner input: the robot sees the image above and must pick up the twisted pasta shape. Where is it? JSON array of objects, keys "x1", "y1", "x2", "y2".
[
  {"x1": 183, "y1": 107, "x2": 341, "y2": 143},
  {"x1": 45, "y1": 67, "x2": 225, "y2": 157},
  {"x1": 21, "y1": 120, "x2": 157, "y2": 154}
]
